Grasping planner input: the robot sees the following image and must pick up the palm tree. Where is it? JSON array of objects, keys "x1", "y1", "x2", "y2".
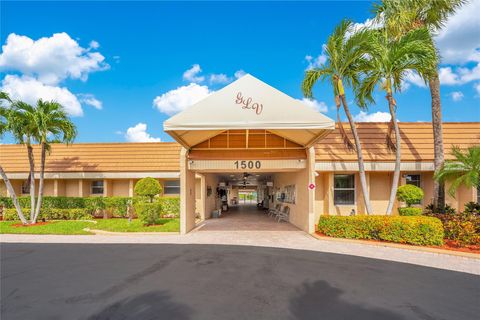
[
  {"x1": 373, "y1": 0, "x2": 468, "y2": 211},
  {"x1": 356, "y1": 27, "x2": 437, "y2": 215},
  {"x1": 9, "y1": 101, "x2": 38, "y2": 221},
  {"x1": 31, "y1": 100, "x2": 77, "y2": 223},
  {"x1": 302, "y1": 20, "x2": 374, "y2": 215},
  {"x1": 0, "y1": 92, "x2": 28, "y2": 224},
  {"x1": 434, "y1": 146, "x2": 480, "y2": 199}
]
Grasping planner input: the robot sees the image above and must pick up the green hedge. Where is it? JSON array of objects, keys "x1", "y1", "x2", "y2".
[
  {"x1": 317, "y1": 215, "x2": 444, "y2": 246},
  {"x1": 398, "y1": 207, "x2": 423, "y2": 216},
  {"x1": 0, "y1": 196, "x2": 174, "y2": 218},
  {"x1": 3, "y1": 208, "x2": 92, "y2": 221},
  {"x1": 134, "y1": 202, "x2": 162, "y2": 225},
  {"x1": 158, "y1": 197, "x2": 180, "y2": 217}
]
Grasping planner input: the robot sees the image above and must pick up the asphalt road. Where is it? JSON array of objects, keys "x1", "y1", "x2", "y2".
[{"x1": 1, "y1": 243, "x2": 479, "y2": 320}]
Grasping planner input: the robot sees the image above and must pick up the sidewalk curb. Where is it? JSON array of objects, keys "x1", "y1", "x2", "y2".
[
  {"x1": 310, "y1": 233, "x2": 480, "y2": 260},
  {"x1": 84, "y1": 228, "x2": 180, "y2": 236}
]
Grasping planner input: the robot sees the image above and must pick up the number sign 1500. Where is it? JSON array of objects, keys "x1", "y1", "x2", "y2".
[{"x1": 234, "y1": 160, "x2": 261, "y2": 170}]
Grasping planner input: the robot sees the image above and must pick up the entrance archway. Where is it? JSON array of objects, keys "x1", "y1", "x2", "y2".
[{"x1": 165, "y1": 74, "x2": 334, "y2": 234}]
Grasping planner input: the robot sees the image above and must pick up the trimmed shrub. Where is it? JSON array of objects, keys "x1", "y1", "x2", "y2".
[
  {"x1": 464, "y1": 202, "x2": 480, "y2": 215},
  {"x1": 134, "y1": 202, "x2": 162, "y2": 225},
  {"x1": 398, "y1": 207, "x2": 423, "y2": 216},
  {"x1": 3, "y1": 208, "x2": 92, "y2": 221},
  {"x1": 428, "y1": 212, "x2": 480, "y2": 246},
  {"x1": 317, "y1": 215, "x2": 444, "y2": 246},
  {"x1": 396, "y1": 184, "x2": 424, "y2": 207},
  {"x1": 0, "y1": 196, "x2": 86, "y2": 209},
  {"x1": 134, "y1": 177, "x2": 162, "y2": 202},
  {"x1": 158, "y1": 197, "x2": 180, "y2": 218}
]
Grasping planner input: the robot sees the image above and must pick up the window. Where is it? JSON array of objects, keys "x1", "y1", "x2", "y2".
[
  {"x1": 405, "y1": 174, "x2": 421, "y2": 204},
  {"x1": 164, "y1": 180, "x2": 180, "y2": 195},
  {"x1": 477, "y1": 186, "x2": 480, "y2": 203},
  {"x1": 91, "y1": 180, "x2": 104, "y2": 195},
  {"x1": 334, "y1": 174, "x2": 355, "y2": 205},
  {"x1": 405, "y1": 174, "x2": 421, "y2": 188},
  {"x1": 21, "y1": 180, "x2": 30, "y2": 194}
]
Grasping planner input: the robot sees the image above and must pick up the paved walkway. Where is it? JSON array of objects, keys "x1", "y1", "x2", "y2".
[{"x1": 2, "y1": 205, "x2": 479, "y2": 275}]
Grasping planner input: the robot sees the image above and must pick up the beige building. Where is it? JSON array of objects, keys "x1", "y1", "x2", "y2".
[{"x1": 1, "y1": 75, "x2": 479, "y2": 234}]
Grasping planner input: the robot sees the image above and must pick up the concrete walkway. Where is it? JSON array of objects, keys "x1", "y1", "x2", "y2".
[{"x1": 2, "y1": 205, "x2": 479, "y2": 275}]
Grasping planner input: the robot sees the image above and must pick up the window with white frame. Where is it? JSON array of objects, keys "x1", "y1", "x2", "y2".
[
  {"x1": 164, "y1": 180, "x2": 180, "y2": 195},
  {"x1": 405, "y1": 174, "x2": 421, "y2": 204},
  {"x1": 334, "y1": 174, "x2": 355, "y2": 205},
  {"x1": 91, "y1": 180, "x2": 104, "y2": 195}
]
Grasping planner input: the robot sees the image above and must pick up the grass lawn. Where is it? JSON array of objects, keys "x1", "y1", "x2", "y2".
[
  {"x1": 92, "y1": 218, "x2": 179, "y2": 232},
  {"x1": 0, "y1": 218, "x2": 180, "y2": 234},
  {"x1": 0, "y1": 220, "x2": 94, "y2": 235}
]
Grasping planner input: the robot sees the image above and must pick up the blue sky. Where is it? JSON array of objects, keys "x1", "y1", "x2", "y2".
[{"x1": 1, "y1": 0, "x2": 479, "y2": 143}]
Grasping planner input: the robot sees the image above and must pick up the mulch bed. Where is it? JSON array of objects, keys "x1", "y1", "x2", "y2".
[
  {"x1": 315, "y1": 232, "x2": 480, "y2": 254},
  {"x1": 12, "y1": 221, "x2": 52, "y2": 228}
]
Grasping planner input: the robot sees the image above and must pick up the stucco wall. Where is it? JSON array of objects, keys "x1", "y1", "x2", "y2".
[
  {"x1": 369, "y1": 172, "x2": 391, "y2": 214},
  {"x1": 64, "y1": 180, "x2": 78, "y2": 197},
  {"x1": 203, "y1": 173, "x2": 219, "y2": 219},
  {"x1": 112, "y1": 180, "x2": 130, "y2": 196},
  {"x1": 273, "y1": 168, "x2": 310, "y2": 231}
]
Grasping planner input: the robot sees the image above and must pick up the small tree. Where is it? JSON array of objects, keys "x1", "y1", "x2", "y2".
[
  {"x1": 134, "y1": 177, "x2": 162, "y2": 203},
  {"x1": 397, "y1": 184, "x2": 424, "y2": 207}
]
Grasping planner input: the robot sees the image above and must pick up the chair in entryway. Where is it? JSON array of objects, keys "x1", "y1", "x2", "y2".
[{"x1": 276, "y1": 206, "x2": 290, "y2": 223}]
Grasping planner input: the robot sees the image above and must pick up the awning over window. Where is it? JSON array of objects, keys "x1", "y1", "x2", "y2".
[{"x1": 164, "y1": 74, "x2": 335, "y2": 148}]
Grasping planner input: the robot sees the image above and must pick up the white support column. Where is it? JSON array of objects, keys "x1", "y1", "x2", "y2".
[
  {"x1": 307, "y1": 147, "x2": 316, "y2": 233},
  {"x1": 78, "y1": 180, "x2": 84, "y2": 197},
  {"x1": 180, "y1": 147, "x2": 196, "y2": 234},
  {"x1": 128, "y1": 179, "x2": 134, "y2": 197},
  {"x1": 53, "y1": 179, "x2": 59, "y2": 197}
]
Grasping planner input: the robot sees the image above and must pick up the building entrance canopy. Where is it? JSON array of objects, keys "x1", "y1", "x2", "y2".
[{"x1": 164, "y1": 74, "x2": 335, "y2": 148}]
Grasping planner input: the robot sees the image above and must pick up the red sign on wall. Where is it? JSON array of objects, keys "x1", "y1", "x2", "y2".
[{"x1": 308, "y1": 183, "x2": 316, "y2": 190}]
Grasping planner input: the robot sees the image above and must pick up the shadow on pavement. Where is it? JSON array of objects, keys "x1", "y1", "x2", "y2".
[{"x1": 289, "y1": 280, "x2": 405, "y2": 320}]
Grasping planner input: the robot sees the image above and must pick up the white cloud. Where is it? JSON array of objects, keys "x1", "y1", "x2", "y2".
[
  {"x1": 353, "y1": 111, "x2": 391, "y2": 122},
  {"x1": 403, "y1": 70, "x2": 427, "y2": 89},
  {"x1": 1, "y1": 75, "x2": 83, "y2": 116},
  {"x1": 435, "y1": 0, "x2": 480, "y2": 64},
  {"x1": 209, "y1": 73, "x2": 230, "y2": 84},
  {"x1": 450, "y1": 91, "x2": 464, "y2": 102},
  {"x1": 438, "y1": 67, "x2": 460, "y2": 85},
  {"x1": 234, "y1": 70, "x2": 246, "y2": 79},
  {"x1": 305, "y1": 45, "x2": 328, "y2": 70},
  {"x1": 182, "y1": 64, "x2": 205, "y2": 83},
  {"x1": 78, "y1": 93, "x2": 102, "y2": 109},
  {"x1": 0, "y1": 33, "x2": 108, "y2": 85},
  {"x1": 153, "y1": 83, "x2": 212, "y2": 115},
  {"x1": 300, "y1": 98, "x2": 328, "y2": 113},
  {"x1": 89, "y1": 40, "x2": 100, "y2": 49},
  {"x1": 438, "y1": 64, "x2": 480, "y2": 85},
  {"x1": 125, "y1": 123, "x2": 161, "y2": 142},
  {"x1": 474, "y1": 83, "x2": 480, "y2": 96}
]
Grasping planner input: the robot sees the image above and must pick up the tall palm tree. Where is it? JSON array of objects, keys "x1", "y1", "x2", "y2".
[
  {"x1": 0, "y1": 92, "x2": 28, "y2": 224},
  {"x1": 356, "y1": 27, "x2": 437, "y2": 215},
  {"x1": 302, "y1": 20, "x2": 374, "y2": 215},
  {"x1": 434, "y1": 146, "x2": 480, "y2": 198},
  {"x1": 31, "y1": 100, "x2": 77, "y2": 223},
  {"x1": 373, "y1": 0, "x2": 468, "y2": 211},
  {"x1": 10, "y1": 101, "x2": 38, "y2": 221}
]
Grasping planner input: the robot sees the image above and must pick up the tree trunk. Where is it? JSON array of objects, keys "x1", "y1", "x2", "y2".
[
  {"x1": 33, "y1": 142, "x2": 46, "y2": 223},
  {"x1": 386, "y1": 94, "x2": 401, "y2": 215},
  {"x1": 340, "y1": 95, "x2": 373, "y2": 215},
  {"x1": 429, "y1": 73, "x2": 445, "y2": 211},
  {"x1": 27, "y1": 144, "x2": 35, "y2": 223},
  {"x1": 0, "y1": 165, "x2": 28, "y2": 224}
]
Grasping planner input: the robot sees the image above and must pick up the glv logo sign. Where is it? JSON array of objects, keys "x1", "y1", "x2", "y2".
[{"x1": 235, "y1": 92, "x2": 263, "y2": 115}]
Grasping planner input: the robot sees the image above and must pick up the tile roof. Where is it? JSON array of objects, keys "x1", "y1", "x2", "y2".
[
  {"x1": 1, "y1": 122, "x2": 478, "y2": 173},
  {"x1": 315, "y1": 122, "x2": 480, "y2": 162}
]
